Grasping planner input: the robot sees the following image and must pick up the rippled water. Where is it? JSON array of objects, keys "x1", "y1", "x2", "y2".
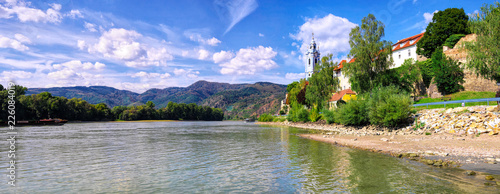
[{"x1": 2, "y1": 121, "x2": 498, "y2": 193}]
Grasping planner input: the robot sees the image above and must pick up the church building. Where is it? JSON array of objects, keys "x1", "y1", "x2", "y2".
[{"x1": 305, "y1": 34, "x2": 321, "y2": 79}]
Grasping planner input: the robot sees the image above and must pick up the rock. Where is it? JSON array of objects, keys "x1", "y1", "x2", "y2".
[
  {"x1": 353, "y1": 138, "x2": 357, "y2": 141},
  {"x1": 323, "y1": 135, "x2": 327, "y2": 138},
  {"x1": 485, "y1": 175, "x2": 495, "y2": 180},
  {"x1": 465, "y1": 171, "x2": 476, "y2": 176},
  {"x1": 380, "y1": 138, "x2": 389, "y2": 142},
  {"x1": 409, "y1": 153, "x2": 418, "y2": 157},
  {"x1": 425, "y1": 160, "x2": 434, "y2": 165},
  {"x1": 433, "y1": 162, "x2": 443, "y2": 167}
]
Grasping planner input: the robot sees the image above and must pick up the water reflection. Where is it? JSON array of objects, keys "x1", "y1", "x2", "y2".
[{"x1": 1, "y1": 122, "x2": 497, "y2": 193}]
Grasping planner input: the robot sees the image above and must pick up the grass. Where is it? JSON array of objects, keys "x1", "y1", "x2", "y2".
[{"x1": 414, "y1": 91, "x2": 497, "y2": 110}]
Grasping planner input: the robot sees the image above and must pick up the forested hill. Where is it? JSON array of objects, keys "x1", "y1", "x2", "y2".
[{"x1": 26, "y1": 80, "x2": 287, "y2": 118}]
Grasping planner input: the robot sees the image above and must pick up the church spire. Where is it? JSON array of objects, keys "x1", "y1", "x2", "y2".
[{"x1": 305, "y1": 32, "x2": 320, "y2": 79}]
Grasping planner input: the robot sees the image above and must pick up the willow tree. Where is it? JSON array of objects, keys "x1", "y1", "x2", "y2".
[
  {"x1": 344, "y1": 14, "x2": 393, "y2": 93},
  {"x1": 305, "y1": 53, "x2": 340, "y2": 109},
  {"x1": 465, "y1": 2, "x2": 500, "y2": 83}
]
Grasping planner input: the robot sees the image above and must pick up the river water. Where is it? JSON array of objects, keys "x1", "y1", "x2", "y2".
[{"x1": 2, "y1": 121, "x2": 498, "y2": 193}]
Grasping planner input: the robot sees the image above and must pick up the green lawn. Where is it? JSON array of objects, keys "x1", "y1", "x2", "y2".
[{"x1": 414, "y1": 91, "x2": 497, "y2": 109}]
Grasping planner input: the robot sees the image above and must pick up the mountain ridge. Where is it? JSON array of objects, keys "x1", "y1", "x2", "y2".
[{"x1": 26, "y1": 80, "x2": 287, "y2": 118}]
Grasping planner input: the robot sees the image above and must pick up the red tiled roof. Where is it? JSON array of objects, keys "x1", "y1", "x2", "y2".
[
  {"x1": 329, "y1": 89, "x2": 356, "y2": 102},
  {"x1": 392, "y1": 32, "x2": 424, "y2": 52},
  {"x1": 334, "y1": 60, "x2": 347, "y2": 71}
]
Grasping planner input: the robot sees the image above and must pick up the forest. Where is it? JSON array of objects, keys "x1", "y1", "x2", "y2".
[{"x1": 0, "y1": 84, "x2": 224, "y2": 122}]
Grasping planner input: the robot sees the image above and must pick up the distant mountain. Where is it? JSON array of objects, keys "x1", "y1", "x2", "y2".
[
  {"x1": 26, "y1": 80, "x2": 287, "y2": 118},
  {"x1": 26, "y1": 86, "x2": 141, "y2": 107}
]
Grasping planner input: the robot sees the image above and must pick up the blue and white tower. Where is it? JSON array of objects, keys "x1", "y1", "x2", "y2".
[{"x1": 305, "y1": 33, "x2": 320, "y2": 79}]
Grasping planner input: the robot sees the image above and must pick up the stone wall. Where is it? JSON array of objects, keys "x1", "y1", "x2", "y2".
[{"x1": 443, "y1": 34, "x2": 497, "y2": 93}]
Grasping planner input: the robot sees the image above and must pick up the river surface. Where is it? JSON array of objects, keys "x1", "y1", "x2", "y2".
[{"x1": 2, "y1": 121, "x2": 498, "y2": 193}]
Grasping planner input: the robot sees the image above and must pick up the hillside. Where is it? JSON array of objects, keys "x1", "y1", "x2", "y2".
[
  {"x1": 201, "y1": 82, "x2": 287, "y2": 119},
  {"x1": 26, "y1": 80, "x2": 287, "y2": 118}
]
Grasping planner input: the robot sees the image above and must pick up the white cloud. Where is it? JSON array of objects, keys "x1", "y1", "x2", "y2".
[
  {"x1": 14, "y1": 33, "x2": 30, "y2": 43},
  {"x1": 52, "y1": 60, "x2": 106, "y2": 71},
  {"x1": 83, "y1": 28, "x2": 173, "y2": 67},
  {"x1": 84, "y1": 22, "x2": 97, "y2": 32},
  {"x1": 173, "y1": 68, "x2": 199, "y2": 78},
  {"x1": 423, "y1": 10, "x2": 438, "y2": 24},
  {"x1": 285, "y1": 72, "x2": 305, "y2": 80},
  {"x1": 1, "y1": 70, "x2": 34, "y2": 80},
  {"x1": 131, "y1": 71, "x2": 170, "y2": 79},
  {"x1": 66, "y1": 9, "x2": 83, "y2": 19},
  {"x1": 214, "y1": 0, "x2": 258, "y2": 34},
  {"x1": 198, "y1": 49, "x2": 210, "y2": 60},
  {"x1": 48, "y1": 68, "x2": 79, "y2": 79},
  {"x1": 259, "y1": 33, "x2": 264, "y2": 37},
  {"x1": 0, "y1": 1, "x2": 84, "y2": 23},
  {"x1": 187, "y1": 33, "x2": 221, "y2": 46},
  {"x1": 213, "y1": 50, "x2": 234, "y2": 63},
  {"x1": 217, "y1": 46, "x2": 277, "y2": 75},
  {"x1": 173, "y1": 68, "x2": 186, "y2": 76},
  {"x1": 290, "y1": 14, "x2": 357, "y2": 61},
  {"x1": 0, "y1": 35, "x2": 29, "y2": 51}
]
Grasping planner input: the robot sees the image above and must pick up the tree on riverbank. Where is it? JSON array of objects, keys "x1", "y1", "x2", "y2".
[
  {"x1": 417, "y1": 8, "x2": 470, "y2": 58},
  {"x1": 344, "y1": 14, "x2": 393, "y2": 93},
  {"x1": 465, "y1": 2, "x2": 500, "y2": 83}
]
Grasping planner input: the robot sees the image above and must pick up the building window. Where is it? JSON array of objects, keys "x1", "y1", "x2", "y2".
[
  {"x1": 314, "y1": 58, "x2": 317, "y2": 64},
  {"x1": 408, "y1": 50, "x2": 411, "y2": 56},
  {"x1": 399, "y1": 54, "x2": 401, "y2": 59},
  {"x1": 309, "y1": 58, "x2": 311, "y2": 65}
]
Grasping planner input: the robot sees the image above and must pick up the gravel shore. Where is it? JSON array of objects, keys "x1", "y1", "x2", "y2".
[{"x1": 256, "y1": 106, "x2": 500, "y2": 176}]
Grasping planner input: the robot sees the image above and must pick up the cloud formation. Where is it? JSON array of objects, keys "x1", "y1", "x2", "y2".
[
  {"x1": 214, "y1": 0, "x2": 258, "y2": 34},
  {"x1": 0, "y1": 1, "x2": 81, "y2": 23},
  {"x1": 290, "y1": 14, "x2": 357, "y2": 62},
  {"x1": 78, "y1": 28, "x2": 173, "y2": 67},
  {"x1": 217, "y1": 46, "x2": 277, "y2": 75},
  {"x1": 285, "y1": 72, "x2": 305, "y2": 80},
  {"x1": 0, "y1": 34, "x2": 29, "y2": 51}
]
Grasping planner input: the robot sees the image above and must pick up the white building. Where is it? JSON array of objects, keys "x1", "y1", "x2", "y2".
[
  {"x1": 305, "y1": 34, "x2": 321, "y2": 79},
  {"x1": 332, "y1": 32, "x2": 426, "y2": 91},
  {"x1": 391, "y1": 32, "x2": 426, "y2": 68}
]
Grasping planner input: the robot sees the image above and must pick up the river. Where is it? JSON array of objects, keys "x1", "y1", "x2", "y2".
[{"x1": 2, "y1": 121, "x2": 497, "y2": 193}]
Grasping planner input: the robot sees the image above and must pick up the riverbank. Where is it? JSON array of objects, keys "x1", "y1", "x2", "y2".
[{"x1": 256, "y1": 106, "x2": 500, "y2": 177}]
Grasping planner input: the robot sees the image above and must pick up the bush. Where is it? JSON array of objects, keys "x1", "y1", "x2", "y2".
[
  {"x1": 366, "y1": 86, "x2": 413, "y2": 127},
  {"x1": 432, "y1": 48, "x2": 464, "y2": 95},
  {"x1": 287, "y1": 103, "x2": 311, "y2": 122},
  {"x1": 334, "y1": 98, "x2": 369, "y2": 125},
  {"x1": 297, "y1": 108, "x2": 310, "y2": 122},
  {"x1": 258, "y1": 113, "x2": 274, "y2": 122},
  {"x1": 443, "y1": 34, "x2": 466, "y2": 48},
  {"x1": 322, "y1": 109, "x2": 336, "y2": 124},
  {"x1": 309, "y1": 106, "x2": 321, "y2": 122}
]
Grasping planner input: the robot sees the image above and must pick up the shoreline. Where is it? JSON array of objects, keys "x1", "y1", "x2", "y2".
[{"x1": 256, "y1": 121, "x2": 500, "y2": 176}]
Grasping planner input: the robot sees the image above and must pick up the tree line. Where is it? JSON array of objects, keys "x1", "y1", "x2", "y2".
[{"x1": 0, "y1": 85, "x2": 223, "y2": 122}]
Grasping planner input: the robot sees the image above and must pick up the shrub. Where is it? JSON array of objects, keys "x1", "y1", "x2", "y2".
[
  {"x1": 334, "y1": 98, "x2": 369, "y2": 125},
  {"x1": 309, "y1": 106, "x2": 321, "y2": 122},
  {"x1": 366, "y1": 86, "x2": 413, "y2": 127},
  {"x1": 297, "y1": 108, "x2": 310, "y2": 122},
  {"x1": 432, "y1": 48, "x2": 464, "y2": 95},
  {"x1": 322, "y1": 109, "x2": 336, "y2": 124},
  {"x1": 258, "y1": 113, "x2": 274, "y2": 122}
]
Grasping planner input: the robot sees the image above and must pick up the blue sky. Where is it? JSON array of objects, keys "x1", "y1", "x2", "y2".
[{"x1": 0, "y1": 0, "x2": 495, "y2": 93}]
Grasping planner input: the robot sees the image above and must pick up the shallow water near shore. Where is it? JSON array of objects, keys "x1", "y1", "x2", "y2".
[{"x1": 2, "y1": 121, "x2": 498, "y2": 193}]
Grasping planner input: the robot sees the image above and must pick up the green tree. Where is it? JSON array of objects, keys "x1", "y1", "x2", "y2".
[
  {"x1": 465, "y1": 2, "x2": 500, "y2": 82},
  {"x1": 345, "y1": 14, "x2": 393, "y2": 93},
  {"x1": 432, "y1": 48, "x2": 464, "y2": 94},
  {"x1": 305, "y1": 53, "x2": 340, "y2": 109},
  {"x1": 417, "y1": 8, "x2": 469, "y2": 58}
]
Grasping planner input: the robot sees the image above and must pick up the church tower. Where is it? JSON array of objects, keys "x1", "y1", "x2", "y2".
[{"x1": 305, "y1": 33, "x2": 320, "y2": 79}]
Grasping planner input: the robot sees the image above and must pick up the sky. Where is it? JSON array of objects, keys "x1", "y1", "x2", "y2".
[{"x1": 0, "y1": 0, "x2": 496, "y2": 93}]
